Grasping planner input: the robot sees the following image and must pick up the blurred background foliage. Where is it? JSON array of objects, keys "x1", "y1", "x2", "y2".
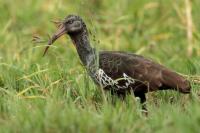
[
  {"x1": 0, "y1": 0, "x2": 200, "y2": 72},
  {"x1": 0, "y1": 0, "x2": 200, "y2": 132}
]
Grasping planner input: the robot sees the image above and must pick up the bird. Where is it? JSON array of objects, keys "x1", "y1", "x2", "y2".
[{"x1": 43, "y1": 14, "x2": 191, "y2": 111}]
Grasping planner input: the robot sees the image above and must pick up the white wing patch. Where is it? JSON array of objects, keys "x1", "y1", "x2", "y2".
[{"x1": 94, "y1": 69, "x2": 135, "y2": 90}]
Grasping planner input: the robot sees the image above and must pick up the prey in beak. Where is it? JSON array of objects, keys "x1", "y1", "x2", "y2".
[
  {"x1": 43, "y1": 22, "x2": 67, "y2": 56},
  {"x1": 43, "y1": 16, "x2": 83, "y2": 56}
]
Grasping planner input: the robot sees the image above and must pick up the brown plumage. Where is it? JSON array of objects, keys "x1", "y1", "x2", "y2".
[
  {"x1": 43, "y1": 15, "x2": 191, "y2": 111},
  {"x1": 99, "y1": 51, "x2": 190, "y2": 94}
]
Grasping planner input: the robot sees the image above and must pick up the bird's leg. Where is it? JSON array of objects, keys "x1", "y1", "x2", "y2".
[{"x1": 134, "y1": 92, "x2": 148, "y2": 116}]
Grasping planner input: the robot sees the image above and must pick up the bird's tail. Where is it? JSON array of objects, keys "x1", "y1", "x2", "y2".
[{"x1": 161, "y1": 70, "x2": 191, "y2": 94}]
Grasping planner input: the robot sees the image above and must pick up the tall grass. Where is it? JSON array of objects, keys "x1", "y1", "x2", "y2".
[{"x1": 0, "y1": 0, "x2": 200, "y2": 132}]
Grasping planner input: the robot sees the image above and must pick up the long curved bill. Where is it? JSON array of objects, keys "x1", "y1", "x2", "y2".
[{"x1": 43, "y1": 23, "x2": 67, "y2": 56}]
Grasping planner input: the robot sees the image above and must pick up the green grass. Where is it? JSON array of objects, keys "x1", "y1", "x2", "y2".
[{"x1": 0, "y1": 0, "x2": 200, "y2": 132}]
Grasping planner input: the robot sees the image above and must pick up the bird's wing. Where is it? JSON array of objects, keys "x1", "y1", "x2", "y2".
[{"x1": 99, "y1": 51, "x2": 190, "y2": 92}]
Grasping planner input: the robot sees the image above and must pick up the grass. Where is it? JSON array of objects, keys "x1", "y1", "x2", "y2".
[{"x1": 0, "y1": 0, "x2": 200, "y2": 132}]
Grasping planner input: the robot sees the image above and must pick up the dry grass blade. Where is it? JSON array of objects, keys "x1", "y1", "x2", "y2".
[
  {"x1": 51, "y1": 20, "x2": 63, "y2": 28},
  {"x1": 18, "y1": 95, "x2": 46, "y2": 99},
  {"x1": 32, "y1": 35, "x2": 46, "y2": 44},
  {"x1": 17, "y1": 69, "x2": 48, "y2": 81},
  {"x1": 17, "y1": 86, "x2": 38, "y2": 96},
  {"x1": 181, "y1": 73, "x2": 200, "y2": 84},
  {"x1": 185, "y1": 0, "x2": 194, "y2": 56},
  {"x1": 0, "y1": 87, "x2": 12, "y2": 95},
  {"x1": 46, "y1": 79, "x2": 62, "y2": 89}
]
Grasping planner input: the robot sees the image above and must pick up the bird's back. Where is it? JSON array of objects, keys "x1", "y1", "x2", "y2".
[{"x1": 95, "y1": 51, "x2": 191, "y2": 94}]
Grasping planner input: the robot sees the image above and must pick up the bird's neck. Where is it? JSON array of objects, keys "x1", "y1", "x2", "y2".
[{"x1": 69, "y1": 31, "x2": 96, "y2": 67}]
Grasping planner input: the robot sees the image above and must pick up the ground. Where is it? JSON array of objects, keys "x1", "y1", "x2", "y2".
[{"x1": 0, "y1": 0, "x2": 200, "y2": 133}]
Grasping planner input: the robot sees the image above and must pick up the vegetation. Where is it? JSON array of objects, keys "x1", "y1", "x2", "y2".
[{"x1": 0, "y1": 0, "x2": 200, "y2": 132}]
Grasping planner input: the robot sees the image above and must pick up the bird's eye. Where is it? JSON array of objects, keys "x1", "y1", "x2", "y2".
[{"x1": 68, "y1": 20, "x2": 73, "y2": 24}]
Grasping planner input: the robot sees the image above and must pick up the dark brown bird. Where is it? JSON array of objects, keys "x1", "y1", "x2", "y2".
[{"x1": 43, "y1": 15, "x2": 191, "y2": 111}]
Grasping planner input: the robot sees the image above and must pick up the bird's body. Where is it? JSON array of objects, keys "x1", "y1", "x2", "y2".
[
  {"x1": 97, "y1": 51, "x2": 190, "y2": 93},
  {"x1": 44, "y1": 15, "x2": 191, "y2": 110},
  {"x1": 86, "y1": 51, "x2": 191, "y2": 102}
]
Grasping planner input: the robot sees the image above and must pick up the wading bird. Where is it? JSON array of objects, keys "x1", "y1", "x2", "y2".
[{"x1": 43, "y1": 15, "x2": 191, "y2": 111}]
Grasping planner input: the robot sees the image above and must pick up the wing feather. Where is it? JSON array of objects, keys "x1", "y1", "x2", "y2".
[{"x1": 99, "y1": 51, "x2": 191, "y2": 93}]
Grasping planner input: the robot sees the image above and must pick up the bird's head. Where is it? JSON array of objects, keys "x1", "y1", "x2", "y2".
[{"x1": 43, "y1": 15, "x2": 86, "y2": 55}]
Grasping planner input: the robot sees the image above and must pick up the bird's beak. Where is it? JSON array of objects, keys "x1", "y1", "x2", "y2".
[{"x1": 43, "y1": 23, "x2": 67, "y2": 56}]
